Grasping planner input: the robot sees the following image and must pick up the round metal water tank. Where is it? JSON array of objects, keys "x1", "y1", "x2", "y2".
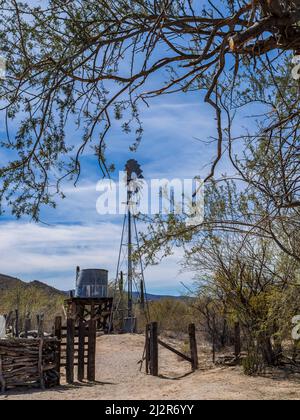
[{"x1": 75, "y1": 269, "x2": 108, "y2": 298}]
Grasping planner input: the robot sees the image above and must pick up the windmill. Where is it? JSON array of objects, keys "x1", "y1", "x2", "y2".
[{"x1": 110, "y1": 159, "x2": 149, "y2": 333}]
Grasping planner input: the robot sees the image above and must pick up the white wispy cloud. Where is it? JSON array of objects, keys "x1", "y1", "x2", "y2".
[
  {"x1": 0, "y1": 221, "x2": 192, "y2": 294},
  {"x1": 0, "y1": 96, "x2": 227, "y2": 295}
]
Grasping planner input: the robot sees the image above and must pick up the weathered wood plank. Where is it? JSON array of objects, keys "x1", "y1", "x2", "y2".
[
  {"x1": 14, "y1": 309, "x2": 19, "y2": 338},
  {"x1": 24, "y1": 317, "x2": 31, "y2": 339},
  {"x1": 77, "y1": 319, "x2": 85, "y2": 382},
  {"x1": 54, "y1": 316, "x2": 62, "y2": 385},
  {"x1": 145, "y1": 324, "x2": 150, "y2": 374},
  {"x1": 37, "y1": 314, "x2": 44, "y2": 338},
  {"x1": 188, "y1": 323, "x2": 198, "y2": 370},
  {"x1": 38, "y1": 339, "x2": 45, "y2": 389},
  {"x1": 87, "y1": 320, "x2": 96, "y2": 382},
  {"x1": 158, "y1": 339, "x2": 192, "y2": 363},
  {"x1": 0, "y1": 355, "x2": 6, "y2": 393},
  {"x1": 150, "y1": 322, "x2": 158, "y2": 376},
  {"x1": 66, "y1": 318, "x2": 75, "y2": 384}
]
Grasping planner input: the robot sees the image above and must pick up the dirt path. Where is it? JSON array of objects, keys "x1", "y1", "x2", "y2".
[{"x1": 1, "y1": 334, "x2": 300, "y2": 400}]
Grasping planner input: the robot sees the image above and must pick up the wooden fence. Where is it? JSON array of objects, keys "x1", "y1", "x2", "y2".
[
  {"x1": 145, "y1": 322, "x2": 198, "y2": 376},
  {"x1": 54, "y1": 316, "x2": 96, "y2": 383},
  {"x1": 0, "y1": 338, "x2": 60, "y2": 392},
  {"x1": 3, "y1": 310, "x2": 46, "y2": 338}
]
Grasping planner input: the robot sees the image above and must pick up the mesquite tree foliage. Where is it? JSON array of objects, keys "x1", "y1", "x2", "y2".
[
  {"x1": 0, "y1": 0, "x2": 300, "y2": 218},
  {"x1": 184, "y1": 230, "x2": 300, "y2": 370}
]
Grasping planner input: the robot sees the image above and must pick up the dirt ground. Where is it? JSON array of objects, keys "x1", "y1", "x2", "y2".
[{"x1": 1, "y1": 334, "x2": 300, "y2": 400}]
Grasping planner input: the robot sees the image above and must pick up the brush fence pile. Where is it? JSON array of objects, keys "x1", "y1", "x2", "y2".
[{"x1": 0, "y1": 337, "x2": 59, "y2": 392}]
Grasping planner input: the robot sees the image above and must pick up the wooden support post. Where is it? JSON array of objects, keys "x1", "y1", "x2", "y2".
[
  {"x1": 234, "y1": 322, "x2": 241, "y2": 358},
  {"x1": 0, "y1": 355, "x2": 6, "y2": 393},
  {"x1": 24, "y1": 316, "x2": 31, "y2": 338},
  {"x1": 188, "y1": 323, "x2": 198, "y2": 371},
  {"x1": 145, "y1": 324, "x2": 150, "y2": 374},
  {"x1": 66, "y1": 318, "x2": 75, "y2": 384},
  {"x1": 3, "y1": 314, "x2": 7, "y2": 337},
  {"x1": 87, "y1": 319, "x2": 96, "y2": 382},
  {"x1": 78, "y1": 319, "x2": 85, "y2": 382},
  {"x1": 54, "y1": 316, "x2": 62, "y2": 385},
  {"x1": 140, "y1": 280, "x2": 145, "y2": 310},
  {"x1": 38, "y1": 338, "x2": 45, "y2": 390},
  {"x1": 149, "y1": 322, "x2": 158, "y2": 376},
  {"x1": 14, "y1": 309, "x2": 19, "y2": 338},
  {"x1": 37, "y1": 314, "x2": 44, "y2": 337}
]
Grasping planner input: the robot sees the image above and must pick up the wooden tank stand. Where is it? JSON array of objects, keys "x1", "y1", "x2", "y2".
[{"x1": 65, "y1": 297, "x2": 113, "y2": 331}]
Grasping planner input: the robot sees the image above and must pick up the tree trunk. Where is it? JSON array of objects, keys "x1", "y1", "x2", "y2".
[
  {"x1": 220, "y1": 318, "x2": 228, "y2": 348},
  {"x1": 258, "y1": 333, "x2": 275, "y2": 365}
]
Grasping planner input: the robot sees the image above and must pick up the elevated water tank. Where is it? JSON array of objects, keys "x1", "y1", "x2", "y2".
[{"x1": 75, "y1": 269, "x2": 108, "y2": 298}]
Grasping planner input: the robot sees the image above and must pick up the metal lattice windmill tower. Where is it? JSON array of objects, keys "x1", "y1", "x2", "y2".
[{"x1": 110, "y1": 160, "x2": 149, "y2": 333}]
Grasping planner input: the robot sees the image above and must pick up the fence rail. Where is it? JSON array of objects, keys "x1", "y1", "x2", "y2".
[{"x1": 145, "y1": 322, "x2": 198, "y2": 376}]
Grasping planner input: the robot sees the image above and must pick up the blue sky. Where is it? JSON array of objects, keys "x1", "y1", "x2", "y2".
[
  {"x1": 0, "y1": 90, "x2": 225, "y2": 294},
  {"x1": 0, "y1": 1, "x2": 260, "y2": 295}
]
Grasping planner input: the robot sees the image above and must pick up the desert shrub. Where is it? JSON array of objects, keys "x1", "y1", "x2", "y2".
[
  {"x1": 147, "y1": 298, "x2": 193, "y2": 334},
  {"x1": 179, "y1": 340, "x2": 190, "y2": 358},
  {"x1": 0, "y1": 284, "x2": 65, "y2": 332},
  {"x1": 242, "y1": 347, "x2": 265, "y2": 376}
]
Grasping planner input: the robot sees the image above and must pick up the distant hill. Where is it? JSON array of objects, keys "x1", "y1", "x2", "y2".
[
  {"x1": 0, "y1": 274, "x2": 67, "y2": 297},
  {"x1": 0, "y1": 274, "x2": 187, "y2": 301},
  {"x1": 0, "y1": 274, "x2": 67, "y2": 324},
  {"x1": 28, "y1": 280, "x2": 68, "y2": 297},
  {"x1": 132, "y1": 291, "x2": 190, "y2": 302},
  {"x1": 0, "y1": 274, "x2": 24, "y2": 291}
]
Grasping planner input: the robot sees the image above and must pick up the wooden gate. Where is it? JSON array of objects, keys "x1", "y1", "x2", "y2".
[
  {"x1": 54, "y1": 316, "x2": 96, "y2": 383},
  {"x1": 145, "y1": 322, "x2": 198, "y2": 376}
]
